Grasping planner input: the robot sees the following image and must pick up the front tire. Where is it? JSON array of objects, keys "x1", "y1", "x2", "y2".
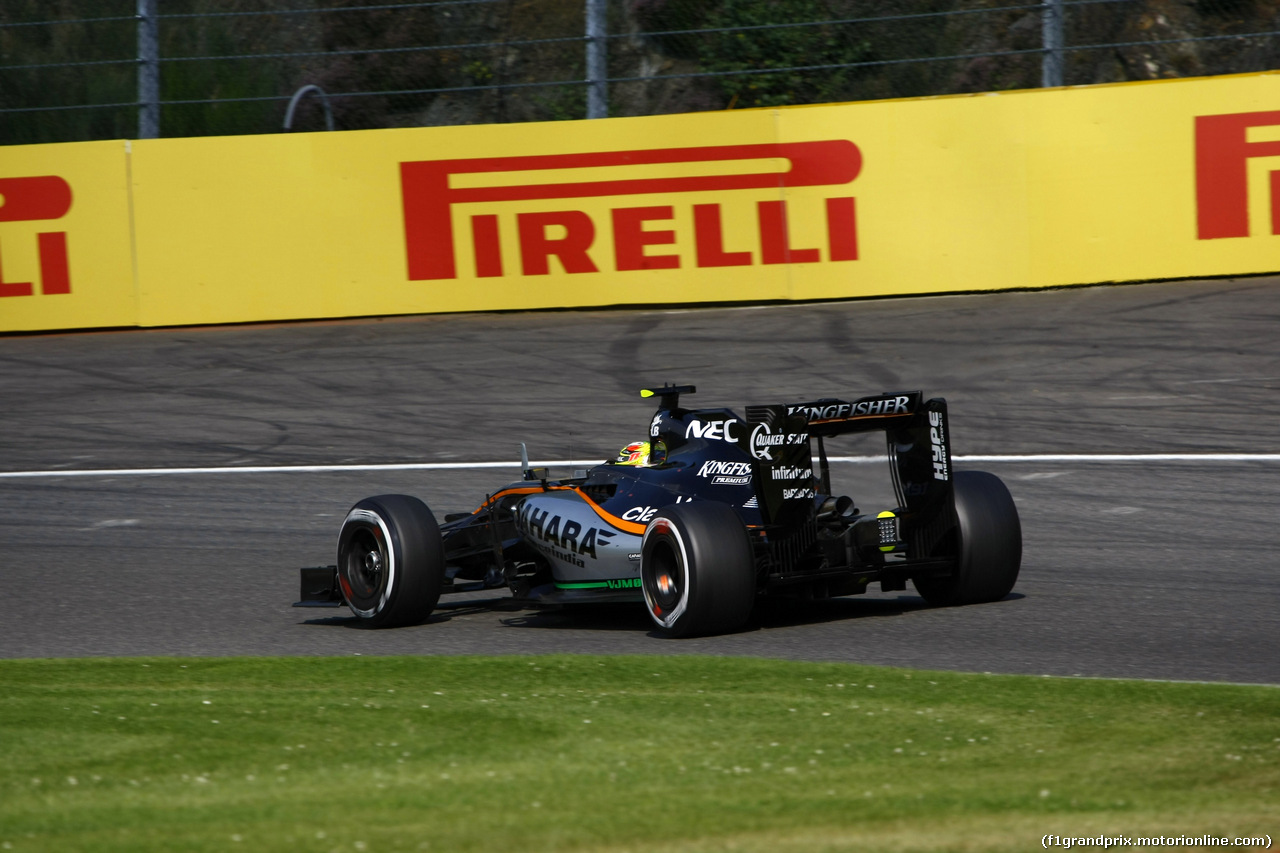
[
  {"x1": 641, "y1": 502, "x2": 756, "y2": 638},
  {"x1": 914, "y1": 470, "x2": 1021, "y2": 606},
  {"x1": 337, "y1": 494, "x2": 445, "y2": 628}
]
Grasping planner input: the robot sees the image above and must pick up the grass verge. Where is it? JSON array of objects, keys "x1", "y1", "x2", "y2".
[{"x1": 1, "y1": 655, "x2": 1276, "y2": 852}]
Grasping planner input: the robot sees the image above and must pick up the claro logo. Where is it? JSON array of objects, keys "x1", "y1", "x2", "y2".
[
  {"x1": 399, "y1": 140, "x2": 861, "y2": 280},
  {"x1": 0, "y1": 176, "x2": 73, "y2": 297},
  {"x1": 1195, "y1": 110, "x2": 1280, "y2": 240}
]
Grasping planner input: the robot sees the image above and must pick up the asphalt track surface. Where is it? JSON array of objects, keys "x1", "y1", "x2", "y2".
[{"x1": 2, "y1": 276, "x2": 1278, "y2": 684}]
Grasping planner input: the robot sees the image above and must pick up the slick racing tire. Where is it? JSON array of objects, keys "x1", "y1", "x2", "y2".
[
  {"x1": 337, "y1": 494, "x2": 445, "y2": 628},
  {"x1": 641, "y1": 502, "x2": 756, "y2": 638},
  {"x1": 914, "y1": 470, "x2": 1021, "y2": 607}
]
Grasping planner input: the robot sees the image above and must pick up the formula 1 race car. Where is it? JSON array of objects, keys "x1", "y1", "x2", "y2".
[{"x1": 296, "y1": 385, "x2": 1021, "y2": 638}]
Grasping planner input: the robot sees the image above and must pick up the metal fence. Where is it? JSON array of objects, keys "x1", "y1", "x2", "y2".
[{"x1": 2, "y1": 0, "x2": 1277, "y2": 146}]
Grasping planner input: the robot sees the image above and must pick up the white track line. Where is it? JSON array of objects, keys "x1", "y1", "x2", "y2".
[{"x1": 1, "y1": 453, "x2": 1279, "y2": 479}]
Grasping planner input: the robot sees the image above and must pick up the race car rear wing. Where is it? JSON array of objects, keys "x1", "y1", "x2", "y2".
[
  {"x1": 784, "y1": 392, "x2": 954, "y2": 519},
  {"x1": 786, "y1": 391, "x2": 923, "y2": 437},
  {"x1": 640, "y1": 385, "x2": 954, "y2": 523}
]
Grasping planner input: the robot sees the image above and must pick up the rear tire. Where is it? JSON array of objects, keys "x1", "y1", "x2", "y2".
[
  {"x1": 914, "y1": 471, "x2": 1021, "y2": 606},
  {"x1": 337, "y1": 494, "x2": 445, "y2": 627},
  {"x1": 641, "y1": 502, "x2": 756, "y2": 638}
]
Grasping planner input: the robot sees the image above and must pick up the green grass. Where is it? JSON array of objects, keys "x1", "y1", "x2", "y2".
[{"x1": 1, "y1": 656, "x2": 1276, "y2": 852}]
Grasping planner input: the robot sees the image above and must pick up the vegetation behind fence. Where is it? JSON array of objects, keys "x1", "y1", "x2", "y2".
[{"x1": 1, "y1": 0, "x2": 1277, "y2": 145}]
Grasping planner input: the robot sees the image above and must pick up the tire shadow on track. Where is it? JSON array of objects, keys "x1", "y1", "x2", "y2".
[
  {"x1": 296, "y1": 593, "x2": 1025, "y2": 635},
  {"x1": 496, "y1": 598, "x2": 931, "y2": 636},
  {"x1": 296, "y1": 596, "x2": 524, "y2": 628},
  {"x1": 748, "y1": 594, "x2": 928, "y2": 631},
  {"x1": 496, "y1": 594, "x2": 1018, "y2": 636},
  {"x1": 500, "y1": 603, "x2": 652, "y2": 633}
]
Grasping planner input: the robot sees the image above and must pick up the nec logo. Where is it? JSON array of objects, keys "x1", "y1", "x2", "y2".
[
  {"x1": 0, "y1": 176, "x2": 73, "y2": 297},
  {"x1": 399, "y1": 140, "x2": 861, "y2": 280},
  {"x1": 1196, "y1": 110, "x2": 1280, "y2": 240}
]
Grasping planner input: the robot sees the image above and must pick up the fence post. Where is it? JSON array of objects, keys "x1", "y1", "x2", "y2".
[
  {"x1": 585, "y1": 0, "x2": 607, "y2": 118},
  {"x1": 1041, "y1": 0, "x2": 1064, "y2": 88},
  {"x1": 137, "y1": 0, "x2": 160, "y2": 138}
]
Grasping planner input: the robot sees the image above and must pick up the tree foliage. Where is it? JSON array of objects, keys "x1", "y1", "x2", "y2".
[{"x1": 1, "y1": 0, "x2": 1277, "y2": 143}]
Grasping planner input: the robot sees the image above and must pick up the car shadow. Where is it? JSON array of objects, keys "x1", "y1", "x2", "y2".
[
  {"x1": 499, "y1": 603, "x2": 653, "y2": 632},
  {"x1": 737, "y1": 590, "x2": 1026, "y2": 635},
  {"x1": 750, "y1": 594, "x2": 925, "y2": 629},
  {"x1": 302, "y1": 591, "x2": 1025, "y2": 632},
  {"x1": 298, "y1": 594, "x2": 522, "y2": 628}
]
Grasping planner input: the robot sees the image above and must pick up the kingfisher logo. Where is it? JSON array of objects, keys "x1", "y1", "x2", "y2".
[
  {"x1": 0, "y1": 176, "x2": 73, "y2": 297},
  {"x1": 1195, "y1": 110, "x2": 1280, "y2": 240},
  {"x1": 399, "y1": 140, "x2": 861, "y2": 280}
]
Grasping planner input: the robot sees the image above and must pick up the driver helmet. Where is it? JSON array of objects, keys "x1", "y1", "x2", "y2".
[{"x1": 615, "y1": 441, "x2": 650, "y2": 466}]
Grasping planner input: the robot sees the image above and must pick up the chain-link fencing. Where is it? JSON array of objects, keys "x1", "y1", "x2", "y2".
[{"x1": 2, "y1": 0, "x2": 1277, "y2": 146}]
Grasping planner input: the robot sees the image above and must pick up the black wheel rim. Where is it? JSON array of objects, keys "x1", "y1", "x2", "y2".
[
  {"x1": 644, "y1": 538, "x2": 684, "y2": 618},
  {"x1": 341, "y1": 524, "x2": 387, "y2": 611}
]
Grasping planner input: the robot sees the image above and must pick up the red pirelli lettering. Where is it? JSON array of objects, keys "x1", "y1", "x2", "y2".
[
  {"x1": 825, "y1": 197, "x2": 858, "y2": 261},
  {"x1": 37, "y1": 232, "x2": 71, "y2": 295},
  {"x1": 401, "y1": 140, "x2": 861, "y2": 280},
  {"x1": 758, "y1": 199, "x2": 819, "y2": 265},
  {"x1": 612, "y1": 206, "x2": 678, "y2": 271},
  {"x1": 1195, "y1": 110, "x2": 1280, "y2": 239},
  {"x1": 0, "y1": 175, "x2": 74, "y2": 297},
  {"x1": 0, "y1": 243, "x2": 34, "y2": 298},
  {"x1": 518, "y1": 210, "x2": 599, "y2": 275},
  {"x1": 693, "y1": 203, "x2": 751, "y2": 267},
  {"x1": 472, "y1": 214, "x2": 503, "y2": 278},
  {"x1": 0, "y1": 176, "x2": 72, "y2": 222}
]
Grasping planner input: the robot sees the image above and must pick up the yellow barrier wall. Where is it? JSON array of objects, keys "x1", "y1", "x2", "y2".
[
  {"x1": 2, "y1": 71, "x2": 1278, "y2": 331},
  {"x1": 0, "y1": 141, "x2": 136, "y2": 332},
  {"x1": 130, "y1": 110, "x2": 800, "y2": 327}
]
